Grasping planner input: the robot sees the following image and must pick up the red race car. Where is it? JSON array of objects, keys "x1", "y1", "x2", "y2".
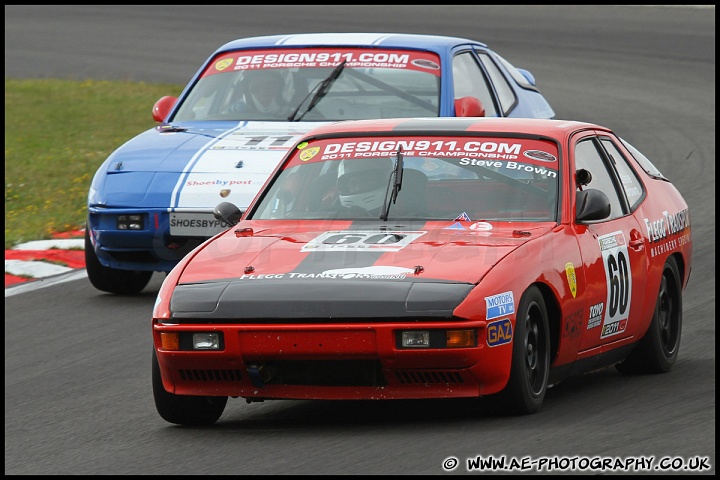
[{"x1": 152, "y1": 117, "x2": 692, "y2": 425}]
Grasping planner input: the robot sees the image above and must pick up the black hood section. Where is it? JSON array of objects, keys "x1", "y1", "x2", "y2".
[{"x1": 170, "y1": 280, "x2": 473, "y2": 321}]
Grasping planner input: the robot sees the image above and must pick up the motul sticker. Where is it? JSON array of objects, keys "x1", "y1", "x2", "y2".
[
  {"x1": 319, "y1": 266, "x2": 414, "y2": 279},
  {"x1": 238, "y1": 266, "x2": 414, "y2": 281}
]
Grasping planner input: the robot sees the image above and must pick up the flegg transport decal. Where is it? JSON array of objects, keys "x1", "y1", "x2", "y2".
[
  {"x1": 598, "y1": 231, "x2": 632, "y2": 339},
  {"x1": 644, "y1": 208, "x2": 691, "y2": 258}
]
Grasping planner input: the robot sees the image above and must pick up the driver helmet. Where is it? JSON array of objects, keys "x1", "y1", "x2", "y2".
[
  {"x1": 244, "y1": 69, "x2": 292, "y2": 115},
  {"x1": 337, "y1": 158, "x2": 392, "y2": 211}
]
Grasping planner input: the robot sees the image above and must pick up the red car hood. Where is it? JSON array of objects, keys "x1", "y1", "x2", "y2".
[
  {"x1": 178, "y1": 220, "x2": 554, "y2": 285},
  {"x1": 169, "y1": 220, "x2": 555, "y2": 319}
]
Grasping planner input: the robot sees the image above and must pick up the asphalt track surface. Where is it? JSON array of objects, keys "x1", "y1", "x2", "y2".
[{"x1": 5, "y1": 5, "x2": 715, "y2": 475}]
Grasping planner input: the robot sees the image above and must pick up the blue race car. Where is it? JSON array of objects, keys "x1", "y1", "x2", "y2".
[{"x1": 85, "y1": 32, "x2": 556, "y2": 293}]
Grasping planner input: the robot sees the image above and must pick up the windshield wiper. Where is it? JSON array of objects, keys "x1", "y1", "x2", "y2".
[
  {"x1": 380, "y1": 149, "x2": 404, "y2": 221},
  {"x1": 287, "y1": 60, "x2": 347, "y2": 122}
]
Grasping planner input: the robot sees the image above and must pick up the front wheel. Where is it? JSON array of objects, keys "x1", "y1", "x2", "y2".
[
  {"x1": 616, "y1": 256, "x2": 682, "y2": 375},
  {"x1": 494, "y1": 285, "x2": 551, "y2": 415},
  {"x1": 84, "y1": 226, "x2": 152, "y2": 294},
  {"x1": 152, "y1": 350, "x2": 227, "y2": 426}
]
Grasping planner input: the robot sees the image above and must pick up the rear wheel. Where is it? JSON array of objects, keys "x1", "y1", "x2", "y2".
[
  {"x1": 495, "y1": 286, "x2": 550, "y2": 415},
  {"x1": 152, "y1": 350, "x2": 227, "y2": 426},
  {"x1": 84, "y1": 226, "x2": 152, "y2": 294},
  {"x1": 616, "y1": 256, "x2": 682, "y2": 374}
]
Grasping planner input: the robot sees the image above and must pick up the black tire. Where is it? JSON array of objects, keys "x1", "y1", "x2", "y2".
[
  {"x1": 84, "y1": 226, "x2": 152, "y2": 294},
  {"x1": 616, "y1": 256, "x2": 682, "y2": 375},
  {"x1": 152, "y1": 349, "x2": 228, "y2": 426},
  {"x1": 495, "y1": 286, "x2": 551, "y2": 415}
]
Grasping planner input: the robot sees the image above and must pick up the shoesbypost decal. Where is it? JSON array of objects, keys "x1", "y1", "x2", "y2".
[{"x1": 173, "y1": 124, "x2": 317, "y2": 210}]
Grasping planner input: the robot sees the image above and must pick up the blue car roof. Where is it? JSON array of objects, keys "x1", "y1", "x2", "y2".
[{"x1": 216, "y1": 32, "x2": 488, "y2": 55}]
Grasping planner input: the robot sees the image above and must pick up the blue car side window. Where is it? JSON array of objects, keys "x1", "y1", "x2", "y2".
[
  {"x1": 452, "y1": 51, "x2": 498, "y2": 117},
  {"x1": 475, "y1": 51, "x2": 518, "y2": 116}
]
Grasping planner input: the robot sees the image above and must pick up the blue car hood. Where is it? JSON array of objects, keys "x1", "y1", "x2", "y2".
[{"x1": 91, "y1": 121, "x2": 326, "y2": 210}]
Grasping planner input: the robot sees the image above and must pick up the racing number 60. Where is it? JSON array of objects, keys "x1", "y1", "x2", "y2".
[
  {"x1": 606, "y1": 250, "x2": 629, "y2": 318},
  {"x1": 324, "y1": 233, "x2": 405, "y2": 245}
]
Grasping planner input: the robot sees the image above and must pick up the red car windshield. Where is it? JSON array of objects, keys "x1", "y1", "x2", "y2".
[{"x1": 252, "y1": 135, "x2": 560, "y2": 222}]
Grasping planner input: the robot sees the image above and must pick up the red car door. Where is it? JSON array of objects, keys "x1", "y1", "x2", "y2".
[{"x1": 570, "y1": 135, "x2": 649, "y2": 355}]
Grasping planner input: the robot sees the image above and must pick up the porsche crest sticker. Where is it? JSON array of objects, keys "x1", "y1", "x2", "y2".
[
  {"x1": 299, "y1": 146, "x2": 320, "y2": 162},
  {"x1": 565, "y1": 262, "x2": 577, "y2": 298}
]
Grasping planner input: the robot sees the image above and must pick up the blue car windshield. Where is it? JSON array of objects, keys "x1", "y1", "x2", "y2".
[{"x1": 172, "y1": 47, "x2": 442, "y2": 122}]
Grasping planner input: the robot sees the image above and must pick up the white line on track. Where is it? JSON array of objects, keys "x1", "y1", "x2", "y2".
[{"x1": 5, "y1": 269, "x2": 88, "y2": 298}]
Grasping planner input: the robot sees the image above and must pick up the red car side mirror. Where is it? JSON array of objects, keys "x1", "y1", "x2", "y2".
[
  {"x1": 454, "y1": 96, "x2": 485, "y2": 117},
  {"x1": 152, "y1": 96, "x2": 178, "y2": 122}
]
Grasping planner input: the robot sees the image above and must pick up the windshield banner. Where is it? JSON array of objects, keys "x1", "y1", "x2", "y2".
[
  {"x1": 292, "y1": 136, "x2": 559, "y2": 170},
  {"x1": 203, "y1": 49, "x2": 442, "y2": 77}
]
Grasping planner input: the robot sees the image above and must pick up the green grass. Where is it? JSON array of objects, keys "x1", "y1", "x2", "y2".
[{"x1": 4, "y1": 79, "x2": 183, "y2": 249}]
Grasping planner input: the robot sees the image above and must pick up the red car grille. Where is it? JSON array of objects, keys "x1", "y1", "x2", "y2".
[
  {"x1": 176, "y1": 364, "x2": 466, "y2": 388},
  {"x1": 394, "y1": 370, "x2": 465, "y2": 385},
  {"x1": 178, "y1": 369, "x2": 243, "y2": 382}
]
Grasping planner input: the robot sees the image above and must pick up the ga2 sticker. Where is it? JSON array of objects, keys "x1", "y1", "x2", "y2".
[{"x1": 487, "y1": 318, "x2": 513, "y2": 347}]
